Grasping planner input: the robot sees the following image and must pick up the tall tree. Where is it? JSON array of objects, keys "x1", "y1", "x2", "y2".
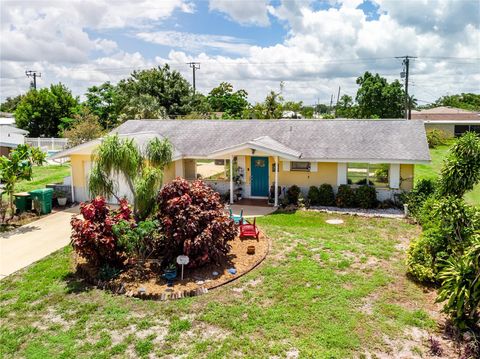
[
  {"x1": 264, "y1": 90, "x2": 283, "y2": 119},
  {"x1": 335, "y1": 94, "x2": 358, "y2": 118},
  {"x1": 407, "y1": 95, "x2": 418, "y2": 119},
  {"x1": 119, "y1": 94, "x2": 167, "y2": 121},
  {"x1": 207, "y1": 82, "x2": 249, "y2": 118},
  {"x1": 434, "y1": 93, "x2": 480, "y2": 111},
  {"x1": 63, "y1": 108, "x2": 105, "y2": 147},
  {"x1": 355, "y1": 72, "x2": 405, "y2": 118},
  {"x1": 0, "y1": 95, "x2": 24, "y2": 113},
  {"x1": 85, "y1": 82, "x2": 122, "y2": 129},
  {"x1": 117, "y1": 65, "x2": 192, "y2": 118},
  {"x1": 14, "y1": 84, "x2": 79, "y2": 137}
]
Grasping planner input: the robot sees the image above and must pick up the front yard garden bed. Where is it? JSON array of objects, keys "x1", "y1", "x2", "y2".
[{"x1": 75, "y1": 231, "x2": 270, "y2": 300}]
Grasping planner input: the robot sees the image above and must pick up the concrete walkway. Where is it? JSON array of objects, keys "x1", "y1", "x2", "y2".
[
  {"x1": 228, "y1": 204, "x2": 276, "y2": 217},
  {"x1": 0, "y1": 206, "x2": 78, "y2": 279}
]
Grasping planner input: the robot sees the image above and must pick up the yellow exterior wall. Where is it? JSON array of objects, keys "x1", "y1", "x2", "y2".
[
  {"x1": 184, "y1": 159, "x2": 196, "y2": 180},
  {"x1": 163, "y1": 162, "x2": 176, "y2": 183},
  {"x1": 244, "y1": 155, "x2": 337, "y2": 187},
  {"x1": 400, "y1": 164, "x2": 414, "y2": 191},
  {"x1": 71, "y1": 154, "x2": 92, "y2": 187},
  {"x1": 425, "y1": 123, "x2": 455, "y2": 138},
  {"x1": 275, "y1": 160, "x2": 337, "y2": 187}
]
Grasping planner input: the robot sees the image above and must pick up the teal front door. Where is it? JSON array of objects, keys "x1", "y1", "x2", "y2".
[{"x1": 251, "y1": 156, "x2": 269, "y2": 197}]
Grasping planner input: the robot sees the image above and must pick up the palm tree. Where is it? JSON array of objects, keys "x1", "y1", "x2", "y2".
[
  {"x1": 119, "y1": 94, "x2": 166, "y2": 121},
  {"x1": 407, "y1": 95, "x2": 418, "y2": 119},
  {"x1": 89, "y1": 134, "x2": 172, "y2": 220}
]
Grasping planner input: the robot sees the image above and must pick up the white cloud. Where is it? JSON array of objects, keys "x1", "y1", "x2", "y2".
[
  {"x1": 1, "y1": 0, "x2": 478, "y2": 106},
  {"x1": 209, "y1": 0, "x2": 271, "y2": 26},
  {"x1": 137, "y1": 31, "x2": 252, "y2": 55}
]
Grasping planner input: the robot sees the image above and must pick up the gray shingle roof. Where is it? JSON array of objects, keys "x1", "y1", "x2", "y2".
[{"x1": 110, "y1": 119, "x2": 430, "y2": 163}]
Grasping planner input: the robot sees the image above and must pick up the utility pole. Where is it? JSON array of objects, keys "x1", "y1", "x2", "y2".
[
  {"x1": 334, "y1": 86, "x2": 341, "y2": 117},
  {"x1": 25, "y1": 70, "x2": 41, "y2": 90},
  {"x1": 329, "y1": 94, "x2": 333, "y2": 113},
  {"x1": 187, "y1": 62, "x2": 200, "y2": 94},
  {"x1": 395, "y1": 55, "x2": 416, "y2": 119}
]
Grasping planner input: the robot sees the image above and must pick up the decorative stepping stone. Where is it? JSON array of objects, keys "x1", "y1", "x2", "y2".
[{"x1": 326, "y1": 219, "x2": 344, "y2": 225}]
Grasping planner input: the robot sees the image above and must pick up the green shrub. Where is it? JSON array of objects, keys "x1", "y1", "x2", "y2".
[
  {"x1": 438, "y1": 132, "x2": 480, "y2": 198},
  {"x1": 318, "y1": 184, "x2": 335, "y2": 206},
  {"x1": 286, "y1": 185, "x2": 301, "y2": 205},
  {"x1": 336, "y1": 185, "x2": 356, "y2": 208},
  {"x1": 405, "y1": 178, "x2": 437, "y2": 221},
  {"x1": 426, "y1": 129, "x2": 448, "y2": 148},
  {"x1": 406, "y1": 226, "x2": 449, "y2": 283},
  {"x1": 437, "y1": 235, "x2": 480, "y2": 329},
  {"x1": 307, "y1": 186, "x2": 320, "y2": 205},
  {"x1": 355, "y1": 185, "x2": 377, "y2": 209}
]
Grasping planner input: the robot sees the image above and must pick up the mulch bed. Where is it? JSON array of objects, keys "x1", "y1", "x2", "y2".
[{"x1": 76, "y1": 231, "x2": 270, "y2": 300}]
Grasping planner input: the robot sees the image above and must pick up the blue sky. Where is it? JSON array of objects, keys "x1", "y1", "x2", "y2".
[{"x1": 1, "y1": 0, "x2": 479, "y2": 104}]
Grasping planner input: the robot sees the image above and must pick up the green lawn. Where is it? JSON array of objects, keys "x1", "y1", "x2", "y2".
[
  {"x1": 15, "y1": 164, "x2": 71, "y2": 193},
  {"x1": 415, "y1": 143, "x2": 480, "y2": 206},
  {"x1": 0, "y1": 211, "x2": 441, "y2": 358}
]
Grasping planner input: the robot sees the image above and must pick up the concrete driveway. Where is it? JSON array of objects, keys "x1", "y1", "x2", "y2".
[{"x1": 0, "y1": 206, "x2": 78, "y2": 279}]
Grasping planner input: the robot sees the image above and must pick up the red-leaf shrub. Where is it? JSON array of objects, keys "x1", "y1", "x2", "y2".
[
  {"x1": 71, "y1": 197, "x2": 134, "y2": 267},
  {"x1": 157, "y1": 178, "x2": 237, "y2": 268}
]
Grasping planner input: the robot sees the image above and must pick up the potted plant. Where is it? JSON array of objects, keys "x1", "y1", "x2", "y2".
[{"x1": 55, "y1": 189, "x2": 67, "y2": 206}]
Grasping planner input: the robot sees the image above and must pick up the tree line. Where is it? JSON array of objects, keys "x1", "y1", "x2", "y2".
[{"x1": 1, "y1": 64, "x2": 479, "y2": 141}]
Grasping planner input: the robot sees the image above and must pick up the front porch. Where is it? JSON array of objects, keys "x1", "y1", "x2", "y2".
[{"x1": 228, "y1": 198, "x2": 276, "y2": 218}]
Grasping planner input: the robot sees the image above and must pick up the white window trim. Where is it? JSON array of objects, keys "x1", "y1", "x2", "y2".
[
  {"x1": 291, "y1": 161, "x2": 311, "y2": 172},
  {"x1": 282, "y1": 160, "x2": 290, "y2": 171}
]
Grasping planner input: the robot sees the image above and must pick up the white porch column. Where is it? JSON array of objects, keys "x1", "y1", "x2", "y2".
[
  {"x1": 70, "y1": 163, "x2": 75, "y2": 203},
  {"x1": 389, "y1": 163, "x2": 400, "y2": 189},
  {"x1": 337, "y1": 163, "x2": 347, "y2": 186},
  {"x1": 274, "y1": 156, "x2": 279, "y2": 207},
  {"x1": 229, "y1": 155, "x2": 234, "y2": 204}
]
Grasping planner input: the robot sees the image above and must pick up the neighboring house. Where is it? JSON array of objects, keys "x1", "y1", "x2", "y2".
[
  {"x1": 0, "y1": 113, "x2": 28, "y2": 156},
  {"x1": 51, "y1": 119, "x2": 430, "y2": 205},
  {"x1": 410, "y1": 106, "x2": 480, "y2": 137}
]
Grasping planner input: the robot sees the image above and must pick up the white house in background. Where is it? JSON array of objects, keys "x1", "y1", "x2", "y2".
[{"x1": 0, "y1": 113, "x2": 28, "y2": 156}]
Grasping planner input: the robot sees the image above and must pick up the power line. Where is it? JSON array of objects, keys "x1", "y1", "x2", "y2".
[
  {"x1": 395, "y1": 55, "x2": 416, "y2": 119},
  {"x1": 25, "y1": 70, "x2": 41, "y2": 90},
  {"x1": 187, "y1": 62, "x2": 200, "y2": 94}
]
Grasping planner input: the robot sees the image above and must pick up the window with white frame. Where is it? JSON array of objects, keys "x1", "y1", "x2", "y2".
[
  {"x1": 347, "y1": 163, "x2": 389, "y2": 187},
  {"x1": 291, "y1": 161, "x2": 310, "y2": 171}
]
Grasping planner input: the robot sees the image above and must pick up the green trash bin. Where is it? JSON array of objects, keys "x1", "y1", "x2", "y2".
[
  {"x1": 14, "y1": 192, "x2": 32, "y2": 214},
  {"x1": 29, "y1": 188, "x2": 54, "y2": 215}
]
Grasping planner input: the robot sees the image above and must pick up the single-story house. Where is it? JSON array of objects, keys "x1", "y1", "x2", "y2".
[
  {"x1": 410, "y1": 106, "x2": 480, "y2": 137},
  {"x1": 0, "y1": 114, "x2": 28, "y2": 156},
  {"x1": 51, "y1": 119, "x2": 430, "y2": 206}
]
